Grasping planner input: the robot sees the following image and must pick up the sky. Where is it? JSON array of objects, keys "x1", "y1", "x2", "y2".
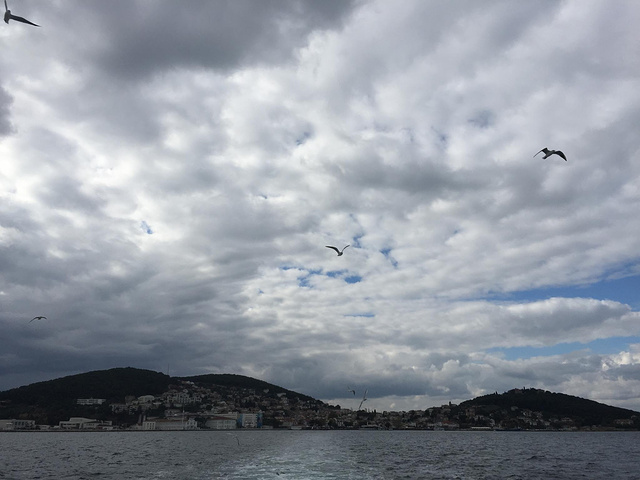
[{"x1": 1, "y1": 0, "x2": 640, "y2": 413}]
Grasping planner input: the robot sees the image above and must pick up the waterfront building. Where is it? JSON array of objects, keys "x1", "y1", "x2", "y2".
[
  {"x1": 238, "y1": 412, "x2": 261, "y2": 428},
  {"x1": 59, "y1": 417, "x2": 113, "y2": 429},
  {"x1": 0, "y1": 419, "x2": 36, "y2": 430},
  {"x1": 153, "y1": 418, "x2": 198, "y2": 430},
  {"x1": 76, "y1": 398, "x2": 106, "y2": 406},
  {"x1": 142, "y1": 420, "x2": 157, "y2": 430},
  {"x1": 205, "y1": 415, "x2": 238, "y2": 430}
]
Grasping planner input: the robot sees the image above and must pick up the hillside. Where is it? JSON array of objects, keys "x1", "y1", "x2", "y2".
[
  {"x1": 459, "y1": 388, "x2": 639, "y2": 428},
  {"x1": 0, "y1": 368, "x2": 321, "y2": 425},
  {"x1": 0, "y1": 368, "x2": 172, "y2": 406},
  {"x1": 183, "y1": 373, "x2": 319, "y2": 404},
  {"x1": 0, "y1": 368, "x2": 173, "y2": 425},
  {"x1": 0, "y1": 369, "x2": 315, "y2": 406},
  {"x1": 1, "y1": 370, "x2": 638, "y2": 430}
]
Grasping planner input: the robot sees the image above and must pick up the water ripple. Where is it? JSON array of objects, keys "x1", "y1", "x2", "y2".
[{"x1": 0, "y1": 431, "x2": 639, "y2": 479}]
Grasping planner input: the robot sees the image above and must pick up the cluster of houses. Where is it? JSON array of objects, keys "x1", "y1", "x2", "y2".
[
  {"x1": 0, "y1": 379, "x2": 304, "y2": 431},
  {"x1": 1, "y1": 383, "x2": 637, "y2": 431}
]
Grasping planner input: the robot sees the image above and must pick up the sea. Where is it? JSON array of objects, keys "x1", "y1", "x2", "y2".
[{"x1": 1, "y1": 430, "x2": 638, "y2": 479}]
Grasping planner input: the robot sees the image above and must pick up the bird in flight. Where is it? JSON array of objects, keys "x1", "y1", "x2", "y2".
[
  {"x1": 347, "y1": 387, "x2": 356, "y2": 396},
  {"x1": 29, "y1": 316, "x2": 47, "y2": 323},
  {"x1": 4, "y1": 0, "x2": 39, "y2": 26},
  {"x1": 534, "y1": 147, "x2": 567, "y2": 161},
  {"x1": 326, "y1": 245, "x2": 350, "y2": 256}
]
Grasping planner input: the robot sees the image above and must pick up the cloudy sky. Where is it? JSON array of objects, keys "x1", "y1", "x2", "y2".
[{"x1": 2, "y1": 0, "x2": 640, "y2": 413}]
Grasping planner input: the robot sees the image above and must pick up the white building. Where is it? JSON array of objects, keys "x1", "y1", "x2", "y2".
[
  {"x1": 14, "y1": 419, "x2": 36, "y2": 429},
  {"x1": 110, "y1": 403, "x2": 128, "y2": 413},
  {"x1": 77, "y1": 398, "x2": 106, "y2": 406},
  {"x1": 238, "y1": 412, "x2": 261, "y2": 428},
  {"x1": 166, "y1": 392, "x2": 192, "y2": 405},
  {"x1": 59, "y1": 417, "x2": 113, "y2": 430},
  {"x1": 0, "y1": 420, "x2": 14, "y2": 430},
  {"x1": 205, "y1": 414, "x2": 238, "y2": 430},
  {"x1": 142, "y1": 420, "x2": 157, "y2": 430},
  {"x1": 0, "y1": 419, "x2": 36, "y2": 430},
  {"x1": 153, "y1": 418, "x2": 198, "y2": 430}
]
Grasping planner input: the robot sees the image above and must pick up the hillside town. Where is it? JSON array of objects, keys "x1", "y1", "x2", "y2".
[{"x1": 1, "y1": 381, "x2": 637, "y2": 432}]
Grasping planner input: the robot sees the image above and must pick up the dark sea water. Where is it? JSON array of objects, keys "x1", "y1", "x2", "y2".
[{"x1": 1, "y1": 430, "x2": 638, "y2": 479}]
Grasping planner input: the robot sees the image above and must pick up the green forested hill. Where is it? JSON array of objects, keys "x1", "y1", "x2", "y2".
[
  {"x1": 460, "y1": 388, "x2": 638, "y2": 426},
  {"x1": 0, "y1": 367, "x2": 172, "y2": 405},
  {"x1": 0, "y1": 368, "x2": 172, "y2": 425},
  {"x1": 2, "y1": 369, "x2": 638, "y2": 429},
  {"x1": 0, "y1": 368, "x2": 319, "y2": 425}
]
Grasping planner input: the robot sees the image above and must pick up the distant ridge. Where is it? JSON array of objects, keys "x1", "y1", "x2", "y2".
[
  {"x1": 0, "y1": 367, "x2": 319, "y2": 426},
  {"x1": 0, "y1": 368, "x2": 314, "y2": 406},
  {"x1": 1, "y1": 369, "x2": 638, "y2": 430},
  {"x1": 0, "y1": 367, "x2": 171, "y2": 405},
  {"x1": 460, "y1": 388, "x2": 638, "y2": 426}
]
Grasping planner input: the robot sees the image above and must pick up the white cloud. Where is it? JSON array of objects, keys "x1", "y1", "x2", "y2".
[{"x1": 2, "y1": 0, "x2": 640, "y2": 411}]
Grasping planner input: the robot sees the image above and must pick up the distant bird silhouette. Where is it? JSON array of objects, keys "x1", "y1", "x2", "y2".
[
  {"x1": 534, "y1": 147, "x2": 566, "y2": 161},
  {"x1": 326, "y1": 245, "x2": 350, "y2": 256},
  {"x1": 4, "y1": 0, "x2": 39, "y2": 26},
  {"x1": 347, "y1": 387, "x2": 356, "y2": 396},
  {"x1": 29, "y1": 316, "x2": 46, "y2": 323}
]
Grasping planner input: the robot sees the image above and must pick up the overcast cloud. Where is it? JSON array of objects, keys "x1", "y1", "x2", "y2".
[{"x1": 2, "y1": 0, "x2": 640, "y2": 412}]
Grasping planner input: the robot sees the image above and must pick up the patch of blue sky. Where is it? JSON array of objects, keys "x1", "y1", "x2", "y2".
[
  {"x1": 140, "y1": 221, "x2": 153, "y2": 234},
  {"x1": 297, "y1": 268, "x2": 323, "y2": 288},
  {"x1": 325, "y1": 270, "x2": 362, "y2": 283},
  {"x1": 487, "y1": 336, "x2": 640, "y2": 361},
  {"x1": 380, "y1": 248, "x2": 398, "y2": 268},
  {"x1": 487, "y1": 271, "x2": 640, "y2": 310},
  {"x1": 326, "y1": 270, "x2": 347, "y2": 278},
  {"x1": 344, "y1": 275, "x2": 362, "y2": 284},
  {"x1": 344, "y1": 312, "x2": 375, "y2": 318}
]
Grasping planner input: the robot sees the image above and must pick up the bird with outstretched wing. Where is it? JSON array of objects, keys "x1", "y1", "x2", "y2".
[
  {"x1": 326, "y1": 245, "x2": 350, "y2": 256},
  {"x1": 534, "y1": 147, "x2": 567, "y2": 161},
  {"x1": 4, "y1": 0, "x2": 39, "y2": 26}
]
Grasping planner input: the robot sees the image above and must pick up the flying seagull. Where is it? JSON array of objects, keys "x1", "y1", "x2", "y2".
[
  {"x1": 4, "y1": 0, "x2": 39, "y2": 26},
  {"x1": 347, "y1": 387, "x2": 356, "y2": 396},
  {"x1": 29, "y1": 316, "x2": 46, "y2": 323},
  {"x1": 534, "y1": 147, "x2": 567, "y2": 161},
  {"x1": 326, "y1": 245, "x2": 350, "y2": 256}
]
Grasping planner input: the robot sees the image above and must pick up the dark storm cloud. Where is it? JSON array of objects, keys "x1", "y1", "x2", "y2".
[{"x1": 51, "y1": 0, "x2": 356, "y2": 79}]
